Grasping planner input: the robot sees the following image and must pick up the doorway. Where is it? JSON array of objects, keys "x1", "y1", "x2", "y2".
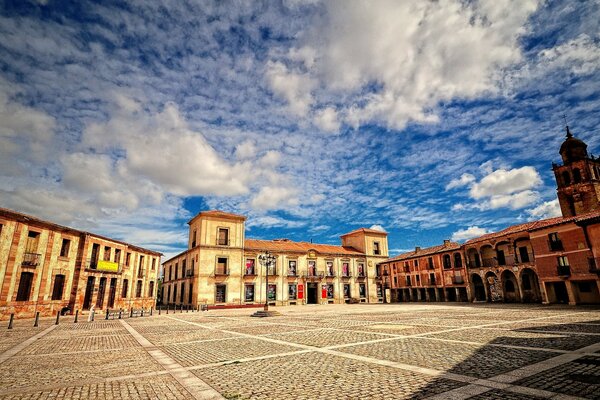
[
  {"x1": 108, "y1": 278, "x2": 117, "y2": 308},
  {"x1": 307, "y1": 283, "x2": 318, "y2": 304},
  {"x1": 83, "y1": 276, "x2": 95, "y2": 310}
]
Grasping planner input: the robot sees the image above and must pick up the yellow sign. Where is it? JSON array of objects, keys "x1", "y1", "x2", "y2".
[{"x1": 97, "y1": 260, "x2": 119, "y2": 272}]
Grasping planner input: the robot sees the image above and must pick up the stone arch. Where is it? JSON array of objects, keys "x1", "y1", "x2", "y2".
[
  {"x1": 485, "y1": 271, "x2": 502, "y2": 302},
  {"x1": 467, "y1": 248, "x2": 481, "y2": 268},
  {"x1": 520, "y1": 268, "x2": 542, "y2": 303},
  {"x1": 501, "y1": 270, "x2": 520, "y2": 302},
  {"x1": 471, "y1": 274, "x2": 486, "y2": 301},
  {"x1": 453, "y1": 252, "x2": 463, "y2": 268}
]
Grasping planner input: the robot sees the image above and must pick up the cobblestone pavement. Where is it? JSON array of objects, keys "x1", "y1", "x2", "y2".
[{"x1": 0, "y1": 304, "x2": 599, "y2": 399}]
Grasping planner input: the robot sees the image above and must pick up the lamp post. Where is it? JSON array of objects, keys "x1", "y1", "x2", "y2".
[{"x1": 258, "y1": 251, "x2": 276, "y2": 312}]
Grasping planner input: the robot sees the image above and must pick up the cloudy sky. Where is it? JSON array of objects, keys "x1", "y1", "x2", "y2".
[{"x1": 1, "y1": 0, "x2": 599, "y2": 260}]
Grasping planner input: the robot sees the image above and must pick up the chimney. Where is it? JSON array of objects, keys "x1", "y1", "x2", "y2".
[
  {"x1": 415, "y1": 246, "x2": 421, "y2": 252},
  {"x1": 443, "y1": 239, "x2": 450, "y2": 245}
]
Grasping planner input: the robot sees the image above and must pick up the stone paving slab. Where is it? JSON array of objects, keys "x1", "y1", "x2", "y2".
[
  {"x1": 427, "y1": 328, "x2": 600, "y2": 351},
  {"x1": 161, "y1": 337, "x2": 299, "y2": 367},
  {"x1": 225, "y1": 323, "x2": 318, "y2": 335},
  {"x1": 265, "y1": 327, "x2": 392, "y2": 348},
  {"x1": 339, "y1": 337, "x2": 557, "y2": 379},
  {"x1": 0, "y1": 374, "x2": 193, "y2": 400},
  {"x1": 197, "y1": 352, "x2": 467, "y2": 400},
  {"x1": 513, "y1": 355, "x2": 600, "y2": 399},
  {"x1": 465, "y1": 389, "x2": 548, "y2": 399}
]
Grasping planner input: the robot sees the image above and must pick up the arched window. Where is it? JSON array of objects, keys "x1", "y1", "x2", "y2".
[
  {"x1": 573, "y1": 168, "x2": 582, "y2": 183},
  {"x1": 454, "y1": 253, "x2": 462, "y2": 268},
  {"x1": 443, "y1": 254, "x2": 451, "y2": 269},
  {"x1": 562, "y1": 171, "x2": 571, "y2": 186}
]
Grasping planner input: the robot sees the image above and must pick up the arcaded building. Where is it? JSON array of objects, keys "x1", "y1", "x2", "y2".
[
  {"x1": 0, "y1": 208, "x2": 161, "y2": 319},
  {"x1": 162, "y1": 210, "x2": 389, "y2": 307},
  {"x1": 381, "y1": 126, "x2": 600, "y2": 305}
]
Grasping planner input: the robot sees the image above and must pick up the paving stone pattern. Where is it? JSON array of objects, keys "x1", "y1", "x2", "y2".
[{"x1": 0, "y1": 304, "x2": 599, "y2": 399}]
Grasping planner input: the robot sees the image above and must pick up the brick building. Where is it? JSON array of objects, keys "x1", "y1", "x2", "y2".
[
  {"x1": 0, "y1": 208, "x2": 161, "y2": 319},
  {"x1": 381, "y1": 126, "x2": 600, "y2": 305},
  {"x1": 162, "y1": 211, "x2": 389, "y2": 307}
]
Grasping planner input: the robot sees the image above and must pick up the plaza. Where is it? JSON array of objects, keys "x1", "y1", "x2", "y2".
[{"x1": 0, "y1": 304, "x2": 599, "y2": 399}]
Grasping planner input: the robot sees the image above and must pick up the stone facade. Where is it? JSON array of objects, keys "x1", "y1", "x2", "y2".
[
  {"x1": 0, "y1": 208, "x2": 161, "y2": 319},
  {"x1": 162, "y1": 211, "x2": 389, "y2": 307}
]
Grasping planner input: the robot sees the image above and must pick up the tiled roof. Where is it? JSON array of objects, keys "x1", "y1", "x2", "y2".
[
  {"x1": 188, "y1": 210, "x2": 247, "y2": 223},
  {"x1": 340, "y1": 228, "x2": 387, "y2": 237},
  {"x1": 245, "y1": 239, "x2": 364, "y2": 256},
  {"x1": 464, "y1": 221, "x2": 541, "y2": 245},
  {"x1": 381, "y1": 241, "x2": 461, "y2": 263}
]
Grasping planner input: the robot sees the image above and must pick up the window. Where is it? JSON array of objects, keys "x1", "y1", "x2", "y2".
[
  {"x1": 414, "y1": 259, "x2": 419, "y2": 267},
  {"x1": 217, "y1": 257, "x2": 228, "y2": 274},
  {"x1": 343, "y1": 284, "x2": 350, "y2": 298},
  {"x1": 558, "y1": 256, "x2": 570, "y2": 266},
  {"x1": 376, "y1": 284, "x2": 383, "y2": 298},
  {"x1": 326, "y1": 284, "x2": 334, "y2": 299},
  {"x1": 288, "y1": 260, "x2": 297, "y2": 276},
  {"x1": 136, "y1": 280, "x2": 142, "y2": 297},
  {"x1": 342, "y1": 262, "x2": 350, "y2": 276},
  {"x1": 166, "y1": 285, "x2": 171, "y2": 303},
  {"x1": 122, "y1": 279, "x2": 129, "y2": 298},
  {"x1": 25, "y1": 231, "x2": 40, "y2": 253},
  {"x1": 188, "y1": 283, "x2": 193, "y2": 303},
  {"x1": 308, "y1": 260, "x2": 316, "y2": 276},
  {"x1": 51, "y1": 274, "x2": 65, "y2": 300},
  {"x1": 217, "y1": 228, "x2": 229, "y2": 246},
  {"x1": 288, "y1": 284, "x2": 297, "y2": 300},
  {"x1": 267, "y1": 258, "x2": 277, "y2": 275},
  {"x1": 192, "y1": 229, "x2": 197, "y2": 247},
  {"x1": 151, "y1": 258, "x2": 156, "y2": 270},
  {"x1": 245, "y1": 284, "x2": 254, "y2": 302},
  {"x1": 173, "y1": 285, "x2": 177, "y2": 303},
  {"x1": 357, "y1": 263, "x2": 365, "y2": 276},
  {"x1": 174, "y1": 263, "x2": 178, "y2": 279},
  {"x1": 416, "y1": 275, "x2": 420, "y2": 284},
  {"x1": 114, "y1": 249, "x2": 121, "y2": 263},
  {"x1": 125, "y1": 252, "x2": 131, "y2": 266},
  {"x1": 180, "y1": 283, "x2": 185, "y2": 303},
  {"x1": 429, "y1": 273, "x2": 436, "y2": 285},
  {"x1": 548, "y1": 233, "x2": 563, "y2": 251},
  {"x1": 245, "y1": 259, "x2": 255, "y2": 275},
  {"x1": 104, "y1": 246, "x2": 111, "y2": 261},
  {"x1": 139, "y1": 255, "x2": 145, "y2": 269},
  {"x1": 59, "y1": 239, "x2": 71, "y2": 258},
  {"x1": 326, "y1": 261, "x2": 334, "y2": 276},
  {"x1": 96, "y1": 277, "x2": 106, "y2": 308},
  {"x1": 573, "y1": 168, "x2": 582, "y2": 183},
  {"x1": 16, "y1": 272, "x2": 34, "y2": 301},
  {"x1": 359, "y1": 284, "x2": 366, "y2": 298},
  {"x1": 405, "y1": 276, "x2": 411, "y2": 286},
  {"x1": 182, "y1": 259, "x2": 187, "y2": 277},
  {"x1": 519, "y1": 246, "x2": 530, "y2": 263},
  {"x1": 216, "y1": 284, "x2": 226, "y2": 303},
  {"x1": 268, "y1": 284, "x2": 277, "y2": 301},
  {"x1": 429, "y1": 257, "x2": 436, "y2": 269},
  {"x1": 149, "y1": 281, "x2": 155, "y2": 298},
  {"x1": 454, "y1": 253, "x2": 462, "y2": 268},
  {"x1": 373, "y1": 242, "x2": 381, "y2": 255},
  {"x1": 562, "y1": 171, "x2": 571, "y2": 186}
]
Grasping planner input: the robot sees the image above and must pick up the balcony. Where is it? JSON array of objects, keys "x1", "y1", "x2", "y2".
[
  {"x1": 21, "y1": 252, "x2": 41, "y2": 268},
  {"x1": 304, "y1": 272, "x2": 324, "y2": 280},
  {"x1": 244, "y1": 269, "x2": 257, "y2": 277},
  {"x1": 287, "y1": 271, "x2": 298, "y2": 277},
  {"x1": 452, "y1": 276, "x2": 465, "y2": 284},
  {"x1": 186, "y1": 269, "x2": 194, "y2": 277},
  {"x1": 548, "y1": 240, "x2": 564, "y2": 252},
  {"x1": 428, "y1": 278, "x2": 436, "y2": 286},
  {"x1": 214, "y1": 266, "x2": 229, "y2": 276},
  {"x1": 557, "y1": 265, "x2": 571, "y2": 277},
  {"x1": 216, "y1": 239, "x2": 230, "y2": 246},
  {"x1": 589, "y1": 257, "x2": 600, "y2": 273}
]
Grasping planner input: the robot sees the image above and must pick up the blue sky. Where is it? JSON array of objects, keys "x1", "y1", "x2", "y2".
[{"x1": 1, "y1": 0, "x2": 599, "y2": 260}]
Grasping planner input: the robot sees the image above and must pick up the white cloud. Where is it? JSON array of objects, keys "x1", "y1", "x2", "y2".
[
  {"x1": 538, "y1": 34, "x2": 600, "y2": 76},
  {"x1": 369, "y1": 224, "x2": 386, "y2": 232},
  {"x1": 265, "y1": 61, "x2": 315, "y2": 116},
  {"x1": 446, "y1": 173, "x2": 476, "y2": 190},
  {"x1": 451, "y1": 226, "x2": 490, "y2": 242},
  {"x1": 250, "y1": 186, "x2": 300, "y2": 210},
  {"x1": 528, "y1": 199, "x2": 562, "y2": 219},
  {"x1": 235, "y1": 140, "x2": 257, "y2": 160},
  {"x1": 314, "y1": 107, "x2": 341, "y2": 133},
  {"x1": 487, "y1": 190, "x2": 540, "y2": 210},
  {"x1": 470, "y1": 166, "x2": 542, "y2": 199},
  {"x1": 246, "y1": 215, "x2": 306, "y2": 229},
  {"x1": 268, "y1": 0, "x2": 539, "y2": 129}
]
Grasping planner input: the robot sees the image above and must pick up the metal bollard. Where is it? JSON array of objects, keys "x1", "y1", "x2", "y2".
[
  {"x1": 91, "y1": 310, "x2": 95, "y2": 322},
  {"x1": 180, "y1": 304, "x2": 183, "y2": 313},
  {"x1": 186, "y1": 305, "x2": 189, "y2": 313},
  {"x1": 130, "y1": 308, "x2": 134, "y2": 318},
  {"x1": 150, "y1": 307, "x2": 153, "y2": 316},
  {"x1": 34, "y1": 312, "x2": 40, "y2": 327},
  {"x1": 55, "y1": 312, "x2": 60, "y2": 325},
  {"x1": 166, "y1": 305, "x2": 169, "y2": 314},
  {"x1": 118, "y1": 309, "x2": 122, "y2": 319},
  {"x1": 105, "y1": 308, "x2": 110, "y2": 320},
  {"x1": 74, "y1": 309, "x2": 79, "y2": 323},
  {"x1": 141, "y1": 308, "x2": 144, "y2": 317},
  {"x1": 8, "y1": 313, "x2": 14, "y2": 329},
  {"x1": 158, "y1": 307, "x2": 161, "y2": 316}
]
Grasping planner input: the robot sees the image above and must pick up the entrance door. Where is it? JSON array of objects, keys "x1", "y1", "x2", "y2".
[
  {"x1": 83, "y1": 277, "x2": 95, "y2": 310},
  {"x1": 108, "y1": 278, "x2": 117, "y2": 308},
  {"x1": 96, "y1": 277, "x2": 106, "y2": 309},
  {"x1": 307, "y1": 283, "x2": 318, "y2": 304},
  {"x1": 554, "y1": 282, "x2": 570, "y2": 304}
]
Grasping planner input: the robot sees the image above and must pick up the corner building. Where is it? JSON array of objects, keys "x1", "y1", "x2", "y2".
[
  {"x1": 162, "y1": 211, "x2": 389, "y2": 307},
  {"x1": 0, "y1": 208, "x2": 161, "y2": 319},
  {"x1": 380, "y1": 126, "x2": 600, "y2": 305}
]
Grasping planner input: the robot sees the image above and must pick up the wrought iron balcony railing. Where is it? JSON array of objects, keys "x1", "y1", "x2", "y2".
[{"x1": 21, "y1": 252, "x2": 41, "y2": 267}]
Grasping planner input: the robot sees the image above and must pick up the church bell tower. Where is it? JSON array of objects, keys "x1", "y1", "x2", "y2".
[{"x1": 553, "y1": 126, "x2": 600, "y2": 217}]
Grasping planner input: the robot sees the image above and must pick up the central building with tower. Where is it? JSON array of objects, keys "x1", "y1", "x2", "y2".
[{"x1": 161, "y1": 211, "x2": 389, "y2": 307}]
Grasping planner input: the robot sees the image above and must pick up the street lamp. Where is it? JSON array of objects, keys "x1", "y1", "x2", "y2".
[{"x1": 258, "y1": 251, "x2": 276, "y2": 311}]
